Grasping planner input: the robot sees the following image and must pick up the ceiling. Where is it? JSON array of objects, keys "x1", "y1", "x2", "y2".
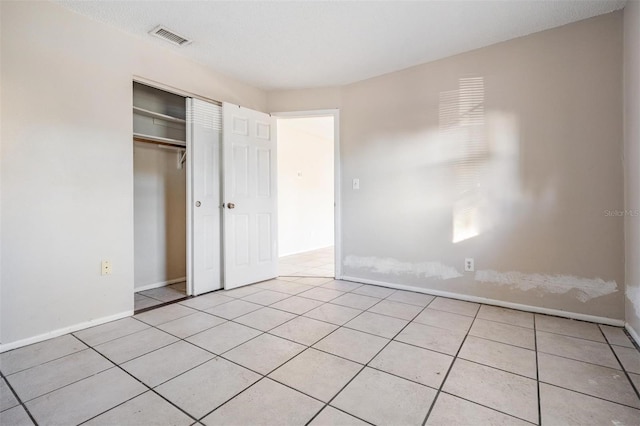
[{"x1": 57, "y1": 0, "x2": 626, "y2": 91}]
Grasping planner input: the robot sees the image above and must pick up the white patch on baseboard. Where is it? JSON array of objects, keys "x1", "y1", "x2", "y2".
[
  {"x1": 344, "y1": 255, "x2": 463, "y2": 280},
  {"x1": 475, "y1": 270, "x2": 617, "y2": 302},
  {"x1": 626, "y1": 285, "x2": 640, "y2": 318}
]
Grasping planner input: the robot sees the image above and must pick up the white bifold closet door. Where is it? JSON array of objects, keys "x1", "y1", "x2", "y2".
[
  {"x1": 222, "y1": 103, "x2": 278, "y2": 289},
  {"x1": 187, "y1": 98, "x2": 222, "y2": 295}
]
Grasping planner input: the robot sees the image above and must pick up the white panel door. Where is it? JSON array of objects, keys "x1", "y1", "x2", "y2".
[
  {"x1": 223, "y1": 103, "x2": 277, "y2": 289},
  {"x1": 187, "y1": 98, "x2": 222, "y2": 295}
]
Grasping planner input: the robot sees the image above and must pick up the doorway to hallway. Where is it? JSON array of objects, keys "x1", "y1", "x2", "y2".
[{"x1": 276, "y1": 114, "x2": 337, "y2": 278}]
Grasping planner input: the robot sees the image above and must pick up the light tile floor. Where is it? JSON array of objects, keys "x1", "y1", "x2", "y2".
[
  {"x1": 134, "y1": 281, "x2": 187, "y2": 311},
  {"x1": 1, "y1": 278, "x2": 639, "y2": 425},
  {"x1": 279, "y1": 246, "x2": 334, "y2": 277}
]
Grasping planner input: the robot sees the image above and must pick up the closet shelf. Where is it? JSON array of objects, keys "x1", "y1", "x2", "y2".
[
  {"x1": 133, "y1": 106, "x2": 186, "y2": 124},
  {"x1": 133, "y1": 133, "x2": 186, "y2": 147}
]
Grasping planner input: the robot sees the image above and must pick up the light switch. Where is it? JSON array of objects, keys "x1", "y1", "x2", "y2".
[{"x1": 353, "y1": 178, "x2": 360, "y2": 190}]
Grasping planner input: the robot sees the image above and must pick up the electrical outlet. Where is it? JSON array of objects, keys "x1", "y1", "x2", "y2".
[
  {"x1": 353, "y1": 178, "x2": 360, "y2": 190},
  {"x1": 101, "y1": 260, "x2": 112, "y2": 276},
  {"x1": 464, "y1": 258, "x2": 474, "y2": 272}
]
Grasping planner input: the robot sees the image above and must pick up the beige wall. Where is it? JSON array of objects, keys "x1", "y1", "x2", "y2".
[
  {"x1": 0, "y1": 1, "x2": 266, "y2": 347},
  {"x1": 624, "y1": 0, "x2": 640, "y2": 337},
  {"x1": 270, "y1": 12, "x2": 625, "y2": 320},
  {"x1": 134, "y1": 144, "x2": 186, "y2": 289}
]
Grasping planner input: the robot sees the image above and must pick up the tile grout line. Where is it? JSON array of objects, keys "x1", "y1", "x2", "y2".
[
  {"x1": 72, "y1": 334, "x2": 200, "y2": 426},
  {"x1": 0, "y1": 371, "x2": 39, "y2": 426},
  {"x1": 135, "y1": 296, "x2": 189, "y2": 314},
  {"x1": 437, "y1": 390, "x2": 539, "y2": 425},
  {"x1": 73, "y1": 319, "x2": 153, "y2": 348},
  {"x1": 190, "y1": 317, "x2": 350, "y2": 422},
  {"x1": 88, "y1": 326, "x2": 275, "y2": 424},
  {"x1": 164, "y1": 315, "x2": 363, "y2": 423},
  {"x1": 1, "y1": 335, "x2": 89, "y2": 376},
  {"x1": 620, "y1": 327, "x2": 640, "y2": 351},
  {"x1": 29, "y1": 287, "x2": 592, "y2": 422},
  {"x1": 6, "y1": 359, "x2": 114, "y2": 408},
  {"x1": 304, "y1": 294, "x2": 437, "y2": 425},
  {"x1": 532, "y1": 383, "x2": 640, "y2": 411},
  {"x1": 597, "y1": 325, "x2": 640, "y2": 401},
  {"x1": 186, "y1": 302, "x2": 623, "y2": 424},
  {"x1": 5, "y1": 278, "x2": 638, "y2": 425},
  {"x1": 535, "y1": 352, "x2": 628, "y2": 378},
  {"x1": 124, "y1": 285, "x2": 375, "y2": 423},
  {"x1": 533, "y1": 314, "x2": 542, "y2": 425},
  {"x1": 420, "y1": 303, "x2": 482, "y2": 426}
]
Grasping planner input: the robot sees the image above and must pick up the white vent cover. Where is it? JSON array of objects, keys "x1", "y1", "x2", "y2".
[{"x1": 149, "y1": 25, "x2": 191, "y2": 46}]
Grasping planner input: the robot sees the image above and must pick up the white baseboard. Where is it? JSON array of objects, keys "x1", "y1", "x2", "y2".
[
  {"x1": 135, "y1": 277, "x2": 186, "y2": 292},
  {"x1": 625, "y1": 322, "x2": 640, "y2": 346},
  {"x1": 0, "y1": 310, "x2": 133, "y2": 353},
  {"x1": 340, "y1": 275, "x2": 625, "y2": 327}
]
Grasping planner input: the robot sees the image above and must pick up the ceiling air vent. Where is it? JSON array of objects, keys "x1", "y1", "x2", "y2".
[{"x1": 149, "y1": 26, "x2": 192, "y2": 46}]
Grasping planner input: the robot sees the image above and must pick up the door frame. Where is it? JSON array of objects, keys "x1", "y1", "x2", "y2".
[{"x1": 271, "y1": 109, "x2": 342, "y2": 279}]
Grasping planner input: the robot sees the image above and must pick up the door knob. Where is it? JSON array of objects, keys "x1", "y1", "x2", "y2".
[
  {"x1": 195, "y1": 201, "x2": 201, "y2": 207},
  {"x1": 227, "y1": 202, "x2": 236, "y2": 209}
]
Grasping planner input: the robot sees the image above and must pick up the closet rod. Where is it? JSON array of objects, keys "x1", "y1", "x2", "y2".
[{"x1": 133, "y1": 135, "x2": 186, "y2": 149}]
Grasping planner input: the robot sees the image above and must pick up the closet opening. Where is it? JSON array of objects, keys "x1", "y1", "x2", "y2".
[{"x1": 133, "y1": 82, "x2": 188, "y2": 311}]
